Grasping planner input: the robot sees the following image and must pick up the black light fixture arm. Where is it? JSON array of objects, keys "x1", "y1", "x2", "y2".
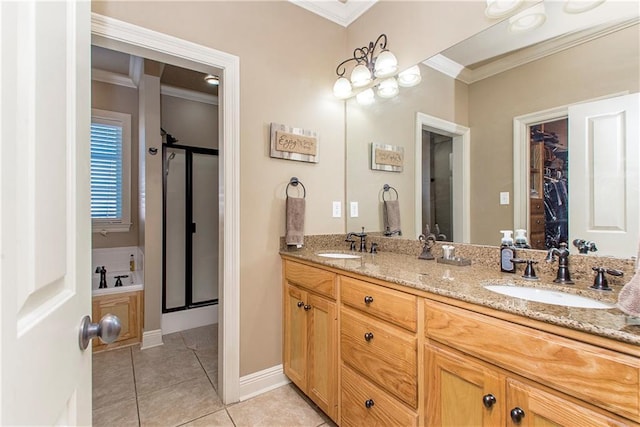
[{"x1": 335, "y1": 34, "x2": 389, "y2": 77}]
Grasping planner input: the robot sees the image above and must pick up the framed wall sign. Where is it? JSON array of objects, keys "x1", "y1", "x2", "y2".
[
  {"x1": 270, "y1": 122, "x2": 319, "y2": 163},
  {"x1": 371, "y1": 143, "x2": 403, "y2": 172}
]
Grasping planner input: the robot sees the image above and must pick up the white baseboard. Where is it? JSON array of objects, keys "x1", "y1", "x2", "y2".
[
  {"x1": 239, "y1": 364, "x2": 290, "y2": 401},
  {"x1": 140, "y1": 329, "x2": 163, "y2": 349},
  {"x1": 161, "y1": 304, "x2": 218, "y2": 335}
]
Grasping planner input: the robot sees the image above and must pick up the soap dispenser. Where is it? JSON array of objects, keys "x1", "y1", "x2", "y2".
[
  {"x1": 500, "y1": 230, "x2": 516, "y2": 273},
  {"x1": 514, "y1": 229, "x2": 530, "y2": 249}
]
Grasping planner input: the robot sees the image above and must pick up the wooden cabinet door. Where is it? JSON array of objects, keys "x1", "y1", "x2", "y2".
[
  {"x1": 426, "y1": 343, "x2": 504, "y2": 427},
  {"x1": 307, "y1": 293, "x2": 338, "y2": 420},
  {"x1": 284, "y1": 284, "x2": 307, "y2": 390},
  {"x1": 505, "y1": 378, "x2": 630, "y2": 427},
  {"x1": 92, "y1": 291, "x2": 141, "y2": 351}
]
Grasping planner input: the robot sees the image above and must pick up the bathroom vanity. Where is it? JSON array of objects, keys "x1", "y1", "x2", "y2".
[{"x1": 281, "y1": 248, "x2": 639, "y2": 426}]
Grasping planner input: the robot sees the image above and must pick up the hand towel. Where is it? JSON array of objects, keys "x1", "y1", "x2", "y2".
[
  {"x1": 617, "y1": 239, "x2": 640, "y2": 317},
  {"x1": 286, "y1": 197, "x2": 305, "y2": 247},
  {"x1": 383, "y1": 200, "x2": 401, "y2": 236}
]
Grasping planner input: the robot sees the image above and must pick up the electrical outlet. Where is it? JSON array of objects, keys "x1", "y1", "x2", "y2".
[
  {"x1": 332, "y1": 201, "x2": 341, "y2": 218},
  {"x1": 500, "y1": 192, "x2": 510, "y2": 205},
  {"x1": 350, "y1": 201, "x2": 359, "y2": 218}
]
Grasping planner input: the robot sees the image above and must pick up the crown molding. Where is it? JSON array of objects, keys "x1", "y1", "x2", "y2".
[
  {"x1": 288, "y1": 0, "x2": 377, "y2": 27},
  {"x1": 91, "y1": 68, "x2": 137, "y2": 88},
  {"x1": 425, "y1": 17, "x2": 639, "y2": 84},
  {"x1": 161, "y1": 84, "x2": 219, "y2": 105}
]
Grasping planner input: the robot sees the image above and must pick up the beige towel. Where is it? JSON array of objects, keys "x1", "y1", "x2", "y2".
[
  {"x1": 286, "y1": 197, "x2": 305, "y2": 247},
  {"x1": 383, "y1": 200, "x2": 401, "y2": 236},
  {"x1": 617, "y1": 239, "x2": 640, "y2": 317}
]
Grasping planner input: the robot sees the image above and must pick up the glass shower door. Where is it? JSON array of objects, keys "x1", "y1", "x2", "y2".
[{"x1": 165, "y1": 147, "x2": 186, "y2": 310}]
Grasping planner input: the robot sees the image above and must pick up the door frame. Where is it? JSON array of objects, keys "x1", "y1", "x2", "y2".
[
  {"x1": 415, "y1": 113, "x2": 470, "y2": 242},
  {"x1": 91, "y1": 13, "x2": 241, "y2": 403}
]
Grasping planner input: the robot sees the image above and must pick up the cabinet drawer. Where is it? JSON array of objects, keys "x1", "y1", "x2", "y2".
[
  {"x1": 284, "y1": 260, "x2": 336, "y2": 299},
  {"x1": 530, "y1": 199, "x2": 545, "y2": 214},
  {"x1": 341, "y1": 275, "x2": 417, "y2": 331},
  {"x1": 425, "y1": 300, "x2": 640, "y2": 421},
  {"x1": 341, "y1": 307, "x2": 417, "y2": 408},
  {"x1": 341, "y1": 364, "x2": 418, "y2": 427}
]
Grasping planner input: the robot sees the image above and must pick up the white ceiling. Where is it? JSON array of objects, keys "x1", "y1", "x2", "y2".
[{"x1": 287, "y1": 0, "x2": 377, "y2": 27}]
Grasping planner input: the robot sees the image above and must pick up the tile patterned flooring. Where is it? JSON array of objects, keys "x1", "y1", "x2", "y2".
[{"x1": 93, "y1": 325, "x2": 334, "y2": 427}]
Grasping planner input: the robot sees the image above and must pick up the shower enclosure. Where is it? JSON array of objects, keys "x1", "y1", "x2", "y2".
[{"x1": 163, "y1": 144, "x2": 219, "y2": 312}]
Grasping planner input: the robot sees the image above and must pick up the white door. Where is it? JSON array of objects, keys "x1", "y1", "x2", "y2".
[
  {"x1": 569, "y1": 93, "x2": 640, "y2": 258},
  {"x1": 1, "y1": 1, "x2": 92, "y2": 424}
]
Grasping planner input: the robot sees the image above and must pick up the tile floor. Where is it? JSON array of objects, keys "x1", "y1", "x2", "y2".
[{"x1": 93, "y1": 324, "x2": 335, "y2": 427}]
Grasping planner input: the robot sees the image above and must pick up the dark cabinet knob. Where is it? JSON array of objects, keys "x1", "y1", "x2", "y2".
[
  {"x1": 364, "y1": 332, "x2": 374, "y2": 341},
  {"x1": 364, "y1": 399, "x2": 375, "y2": 409},
  {"x1": 297, "y1": 301, "x2": 304, "y2": 308},
  {"x1": 510, "y1": 407, "x2": 525, "y2": 423},
  {"x1": 303, "y1": 304, "x2": 311, "y2": 311},
  {"x1": 364, "y1": 295, "x2": 374, "y2": 304},
  {"x1": 482, "y1": 394, "x2": 496, "y2": 408}
]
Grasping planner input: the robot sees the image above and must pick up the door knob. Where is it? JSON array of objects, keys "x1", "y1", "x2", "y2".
[{"x1": 78, "y1": 314, "x2": 122, "y2": 350}]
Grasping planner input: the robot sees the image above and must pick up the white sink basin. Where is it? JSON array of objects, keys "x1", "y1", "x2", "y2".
[
  {"x1": 484, "y1": 285, "x2": 615, "y2": 309},
  {"x1": 317, "y1": 252, "x2": 361, "y2": 259}
]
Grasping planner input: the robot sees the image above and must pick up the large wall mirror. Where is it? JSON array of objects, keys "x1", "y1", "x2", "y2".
[{"x1": 345, "y1": 0, "x2": 639, "y2": 258}]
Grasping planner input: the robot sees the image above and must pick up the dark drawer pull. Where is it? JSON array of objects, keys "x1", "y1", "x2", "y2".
[
  {"x1": 303, "y1": 304, "x2": 311, "y2": 311},
  {"x1": 364, "y1": 295, "x2": 374, "y2": 304},
  {"x1": 510, "y1": 407, "x2": 525, "y2": 423},
  {"x1": 364, "y1": 399, "x2": 375, "y2": 409},
  {"x1": 482, "y1": 394, "x2": 496, "y2": 408},
  {"x1": 297, "y1": 301, "x2": 304, "y2": 308},
  {"x1": 364, "y1": 332, "x2": 374, "y2": 341}
]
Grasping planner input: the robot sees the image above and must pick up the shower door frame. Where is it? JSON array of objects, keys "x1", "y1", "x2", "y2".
[{"x1": 162, "y1": 143, "x2": 220, "y2": 313}]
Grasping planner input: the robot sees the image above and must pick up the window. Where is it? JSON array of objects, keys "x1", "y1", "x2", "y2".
[{"x1": 91, "y1": 109, "x2": 132, "y2": 233}]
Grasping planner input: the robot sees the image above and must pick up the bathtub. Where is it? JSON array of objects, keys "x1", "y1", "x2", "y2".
[{"x1": 92, "y1": 270, "x2": 144, "y2": 296}]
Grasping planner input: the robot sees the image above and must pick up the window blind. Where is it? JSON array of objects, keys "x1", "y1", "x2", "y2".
[{"x1": 90, "y1": 122, "x2": 123, "y2": 220}]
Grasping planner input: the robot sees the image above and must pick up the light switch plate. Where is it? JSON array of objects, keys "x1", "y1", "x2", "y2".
[
  {"x1": 350, "y1": 201, "x2": 359, "y2": 217},
  {"x1": 332, "y1": 201, "x2": 341, "y2": 218},
  {"x1": 500, "y1": 192, "x2": 510, "y2": 205}
]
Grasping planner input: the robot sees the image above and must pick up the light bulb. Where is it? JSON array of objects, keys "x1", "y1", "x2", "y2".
[
  {"x1": 333, "y1": 77, "x2": 353, "y2": 99},
  {"x1": 350, "y1": 64, "x2": 372, "y2": 88},
  {"x1": 356, "y1": 88, "x2": 375, "y2": 106},
  {"x1": 374, "y1": 50, "x2": 398, "y2": 78},
  {"x1": 397, "y1": 65, "x2": 422, "y2": 87},
  {"x1": 377, "y1": 78, "x2": 399, "y2": 99}
]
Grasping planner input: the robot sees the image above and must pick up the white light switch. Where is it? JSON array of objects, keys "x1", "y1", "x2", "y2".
[
  {"x1": 350, "y1": 201, "x2": 359, "y2": 218},
  {"x1": 332, "y1": 201, "x2": 341, "y2": 218},
  {"x1": 500, "y1": 192, "x2": 510, "y2": 205}
]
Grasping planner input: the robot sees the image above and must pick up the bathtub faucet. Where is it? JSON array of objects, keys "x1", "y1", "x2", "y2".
[{"x1": 95, "y1": 266, "x2": 107, "y2": 289}]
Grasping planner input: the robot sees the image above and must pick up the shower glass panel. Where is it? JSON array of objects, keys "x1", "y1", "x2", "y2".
[
  {"x1": 165, "y1": 148, "x2": 186, "y2": 310},
  {"x1": 192, "y1": 153, "x2": 218, "y2": 304},
  {"x1": 163, "y1": 144, "x2": 219, "y2": 313}
]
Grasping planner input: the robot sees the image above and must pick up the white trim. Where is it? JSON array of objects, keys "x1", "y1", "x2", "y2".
[
  {"x1": 129, "y1": 55, "x2": 143, "y2": 87},
  {"x1": 91, "y1": 68, "x2": 136, "y2": 88},
  {"x1": 91, "y1": 13, "x2": 241, "y2": 404},
  {"x1": 238, "y1": 365, "x2": 290, "y2": 402},
  {"x1": 161, "y1": 84, "x2": 219, "y2": 106},
  {"x1": 140, "y1": 329, "x2": 164, "y2": 349},
  {"x1": 415, "y1": 113, "x2": 470, "y2": 243},
  {"x1": 288, "y1": 0, "x2": 377, "y2": 27},
  {"x1": 161, "y1": 304, "x2": 218, "y2": 335},
  {"x1": 422, "y1": 54, "x2": 472, "y2": 84}
]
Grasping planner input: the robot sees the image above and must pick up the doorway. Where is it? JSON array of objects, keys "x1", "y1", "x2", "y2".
[
  {"x1": 92, "y1": 14, "x2": 240, "y2": 403},
  {"x1": 422, "y1": 130, "x2": 453, "y2": 241}
]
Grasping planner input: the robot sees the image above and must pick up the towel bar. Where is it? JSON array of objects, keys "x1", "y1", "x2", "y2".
[{"x1": 382, "y1": 184, "x2": 398, "y2": 201}]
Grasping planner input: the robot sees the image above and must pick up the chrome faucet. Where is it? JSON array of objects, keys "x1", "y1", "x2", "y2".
[
  {"x1": 545, "y1": 242, "x2": 574, "y2": 284},
  {"x1": 95, "y1": 266, "x2": 107, "y2": 289}
]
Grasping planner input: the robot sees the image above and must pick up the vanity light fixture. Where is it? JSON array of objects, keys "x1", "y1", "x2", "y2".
[
  {"x1": 204, "y1": 74, "x2": 219, "y2": 85},
  {"x1": 334, "y1": 33, "x2": 421, "y2": 104},
  {"x1": 563, "y1": 0, "x2": 605, "y2": 14},
  {"x1": 485, "y1": 0, "x2": 523, "y2": 18},
  {"x1": 508, "y1": 2, "x2": 547, "y2": 33}
]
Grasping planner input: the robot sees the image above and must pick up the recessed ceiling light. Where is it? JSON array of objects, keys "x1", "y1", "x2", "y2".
[
  {"x1": 485, "y1": 0, "x2": 523, "y2": 18},
  {"x1": 204, "y1": 74, "x2": 219, "y2": 85},
  {"x1": 563, "y1": 0, "x2": 605, "y2": 14},
  {"x1": 508, "y1": 3, "x2": 547, "y2": 33}
]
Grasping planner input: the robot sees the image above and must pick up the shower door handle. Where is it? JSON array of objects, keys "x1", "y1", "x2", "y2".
[{"x1": 191, "y1": 222, "x2": 196, "y2": 233}]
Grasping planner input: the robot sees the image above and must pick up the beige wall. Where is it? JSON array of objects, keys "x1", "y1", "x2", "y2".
[
  {"x1": 161, "y1": 95, "x2": 219, "y2": 149},
  {"x1": 91, "y1": 80, "x2": 140, "y2": 248},
  {"x1": 468, "y1": 24, "x2": 640, "y2": 245}
]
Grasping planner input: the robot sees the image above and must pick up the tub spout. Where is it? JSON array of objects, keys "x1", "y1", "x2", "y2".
[{"x1": 95, "y1": 266, "x2": 107, "y2": 289}]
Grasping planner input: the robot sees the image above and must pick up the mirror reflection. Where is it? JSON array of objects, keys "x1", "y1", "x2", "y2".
[{"x1": 345, "y1": 1, "x2": 639, "y2": 258}]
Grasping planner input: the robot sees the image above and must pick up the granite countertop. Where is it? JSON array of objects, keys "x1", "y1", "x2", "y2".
[{"x1": 281, "y1": 247, "x2": 640, "y2": 347}]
